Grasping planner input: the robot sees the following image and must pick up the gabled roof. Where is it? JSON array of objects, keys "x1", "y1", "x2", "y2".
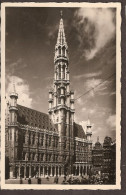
[
  {"x1": 74, "y1": 122, "x2": 86, "y2": 139},
  {"x1": 17, "y1": 104, "x2": 57, "y2": 132}
]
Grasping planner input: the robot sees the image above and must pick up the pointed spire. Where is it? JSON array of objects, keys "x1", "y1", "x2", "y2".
[
  {"x1": 97, "y1": 136, "x2": 99, "y2": 142},
  {"x1": 60, "y1": 10, "x2": 63, "y2": 18},
  {"x1": 12, "y1": 76, "x2": 16, "y2": 93},
  {"x1": 10, "y1": 76, "x2": 18, "y2": 99},
  {"x1": 87, "y1": 116, "x2": 91, "y2": 127},
  {"x1": 56, "y1": 11, "x2": 67, "y2": 46}
]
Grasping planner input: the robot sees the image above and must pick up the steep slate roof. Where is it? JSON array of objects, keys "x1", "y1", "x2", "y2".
[
  {"x1": 17, "y1": 104, "x2": 57, "y2": 132},
  {"x1": 17, "y1": 105, "x2": 86, "y2": 138},
  {"x1": 74, "y1": 123, "x2": 86, "y2": 139}
]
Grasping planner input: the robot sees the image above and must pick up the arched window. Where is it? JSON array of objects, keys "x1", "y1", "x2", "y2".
[
  {"x1": 23, "y1": 152, "x2": 25, "y2": 160},
  {"x1": 29, "y1": 133, "x2": 31, "y2": 145},
  {"x1": 63, "y1": 66, "x2": 65, "y2": 79},
  {"x1": 62, "y1": 46, "x2": 65, "y2": 56},
  {"x1": 57, "y1": 88, "x2": 61, "y2": 104},
  {"x1": 59, "y1": 66, "x2": 61, "y2": 79},
  {"x1": 23, "y1": 132, "x2": 25, "y2": 143},
  {"x1": 58, "y1": 47, "x2": 61, "y2": 56},
  {"x1": 32, "y1": 134, "x2": 35, "y2": 145}
]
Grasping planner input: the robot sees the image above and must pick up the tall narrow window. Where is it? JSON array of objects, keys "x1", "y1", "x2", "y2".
[
  {"x1": 58, "y1": 88, "x2": 61, "y2": 104},
  {"x1": 23, "y1": 132, "x2": 25, "y2": 143},
  {"x1": 63, "y1": 66, "x2": 65, "y2": 79},
  {"x1": 59, "y1": 66, "x2": 61, "y2": 79},
  {"x1": 62, "y1": 47, "x2": 65, "y2": 56},
  {"x1": 59, "y1": 47, "x2": 61, "y2": 56},
  {"x1": 32, "y1": 134, "x2": 35, "y2": 145}
]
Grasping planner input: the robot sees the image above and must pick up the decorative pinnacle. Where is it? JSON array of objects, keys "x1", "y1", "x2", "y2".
[
  {"x1": 97, "y1": 136, "x2": 99, "y2": 142},
  {"x1": 10, "y1": 76, "x2": 18, "y2": 99},
  {"x1": 60, "y1": 10, "x2": 63, "y2": 18},
  {"x1": 12, "y1": 76, "x2": 16, "y2": 93}
]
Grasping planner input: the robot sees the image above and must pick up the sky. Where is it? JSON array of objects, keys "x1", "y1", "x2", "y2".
[{"x1": 5, "y1": 7, "x2": 116, "y2": 144}]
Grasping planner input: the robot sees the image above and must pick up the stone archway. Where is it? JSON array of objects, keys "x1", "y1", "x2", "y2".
[
  {"x1": 26, "y1": 166, "x2": 29, "y2": 178},
  {"x1": 20, "y1": 166, "x2": 24, "y2": 178},
  {"x1": 31, "y1": 166, "x2": 34, "y2": 177},
  {"x1": 15, "y1": 166, "x2": 18, "y2": 178},
  {"x1": 59, "y1": 166, "x2": 61, "y2": 176},
  {"x1": 52, "y1": 166, "x2": 55, "y2": 176},
  {"x1": 73, "y1": 166, "x2": 76, "y2": 176},
  {"x1": 80, "y1": 166, "x2": 83, "y2": 176}
]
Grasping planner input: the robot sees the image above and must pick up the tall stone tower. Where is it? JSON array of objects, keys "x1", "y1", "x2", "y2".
[
  {"x1": 48, "y1": 13, "x2": 75, "y2": 175},
  {"x1": 86, "y1": 118, "x2": 92, "y2": 167},
  {"x1": 8, "y1": 82, "x2": 18, "y2": 178}
]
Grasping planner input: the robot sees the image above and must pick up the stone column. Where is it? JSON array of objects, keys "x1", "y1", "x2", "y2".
[
  {"x1": 24, "y1": 165, "x2": 26, "y2": 178},
  {"x1": 79, "y1": 165, "x2": 81, "y2": 176},
  {"x1": 85, "y1": 165, "x2": 87, "y2": 175},
  {"x1": 88, "y1": 165, "x2": 90, "y2": 175},
  {"x1": 55, "y1": 71, "x2": 57, "y2": 80},
  {"x1": 29, "y1": 166, "x2": 31, "y2": 178},
  {"x1": 43, "y1": 133, "x2": 46, "y2": 148},
  {"x1": 30, "y1": 133, "x2": 33, "y2": 145},
  {"x1": 50, "y1": 166, "x2": 52, "y2": 176},
  {"x1": 61, "y1": 166, "x2": 64, "y2": 176},
  {"x1": 43, "y1": 166, "x2": 45, "y2": 177},
  {"x1": 61, "y1": 65, "x2": 63, "y2": 79},
  {"x1": 54, "y1": 166, "x2": 56, "y2": 176},
  {"x1": 18, "y1": 165, "x2": 20, "y2": 178},
  {"x1": 76, "y1": 164, "x2": 77, "y2": 176},
  {"x1": 58, "y1": 166, "x2": 59, "y2": 176},
  {"x1": 67, "y1": 72, "x2": 69, "y2": 80},
  {"x1": 47, "y1": 166, "x2": 49, "y2": 176},
  {"x1": 65, "y1": 66, "x2": 66, "y2": 80},
  {"x1": 83, "y1": 165, "x2": 84, "y2": 176},
  {"x1": 39, "y1": 165, "x2": 41, "y2": 177}
]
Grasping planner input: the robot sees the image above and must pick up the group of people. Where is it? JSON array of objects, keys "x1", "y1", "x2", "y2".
[
  {"x1": 19, "y1": 174, "x2": 114, "y2": 185},
  {"x1": 20, "y1": 176, "x2": 41, "y2": 184}
]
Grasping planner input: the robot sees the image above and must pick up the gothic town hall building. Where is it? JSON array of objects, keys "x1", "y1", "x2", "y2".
[{"x1": 5, "y1": 15, "x2": 93, "y2": 179}]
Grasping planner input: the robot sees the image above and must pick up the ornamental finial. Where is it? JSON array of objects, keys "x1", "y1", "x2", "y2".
[
  {"x1": 60, "y1": 10, "x2": 63, "y2": 18},
  {"x1": 12, "y1": 76, "x2": 16, "y2": 93}
]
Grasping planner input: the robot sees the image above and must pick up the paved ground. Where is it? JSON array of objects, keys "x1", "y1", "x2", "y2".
[{"x1": 5, "y1": 176, "x2": 67, "y2": 184}]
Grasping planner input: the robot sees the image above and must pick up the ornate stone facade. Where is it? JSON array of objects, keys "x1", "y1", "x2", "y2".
[
  {"x1": 92, "y1": 136, "x2": 116, "y2": 183},
  {"x1": 5, "y1": 15, "x2": 93, "y2": 179}
]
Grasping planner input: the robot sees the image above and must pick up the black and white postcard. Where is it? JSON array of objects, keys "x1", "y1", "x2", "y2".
[{"x1": 1, "y1": 2, "x2": 121, "y2": 190}]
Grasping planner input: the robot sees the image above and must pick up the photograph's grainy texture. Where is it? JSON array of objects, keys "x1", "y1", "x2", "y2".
[{"x1": 1, "y1": 2, "x2": 121, "y2": 190}]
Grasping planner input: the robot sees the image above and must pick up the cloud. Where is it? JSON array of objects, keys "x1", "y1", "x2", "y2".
[
  {"x1": 6, "y1": 75, "x2": 33, "y2": 108},
  {"x1": 6, "y1": 58, "x2": 28, "y2": 75},
  {"x1": 85, "y1": 78, "x2": 102, "y2": 90},
  {"x1": 76, "y1": 98, "x2": 84, "y2": 105},
  {"x1": 75, "y1": 8, "x2": 116, "y2": 60},
  {"x1": 84, "y1": 78, "x2": 114, "y2": 96},
  {"x1": 73, "y1": 70, "x2": 102, "y2": 80},
  {"x1": 106, "y1": 115, "x2": 116, "y2": 128},
  {"x1": 81, "y1": 107, "x2": 86, "y2": 112},
  {"x1": 47, "y1": 24, "x2": 59, "y2": 41}
]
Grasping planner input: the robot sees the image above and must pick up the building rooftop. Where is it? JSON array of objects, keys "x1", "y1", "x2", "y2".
[
  {"x1": 74, "y1": 123, "x2": 86, "y2": 139},
  {"x1": 17, "y1": 105, "x2": 85, "y2": 138},
  {"x1": 17, "y1": 104, "x2": 57, "y2": 132}
]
